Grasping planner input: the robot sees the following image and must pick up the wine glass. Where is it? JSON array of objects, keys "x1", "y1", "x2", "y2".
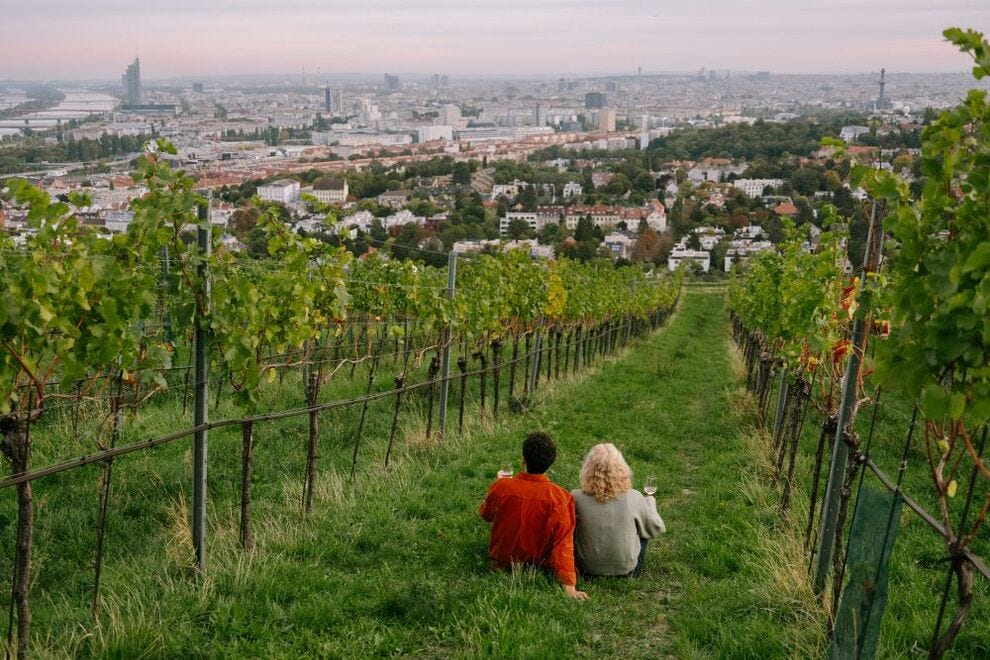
[
  {"x1": 498, "y1": 463, "x2": 514, "y2": 478},
  {"x1": 644, "y1": 476, "x2": 657, "y2": 496}
]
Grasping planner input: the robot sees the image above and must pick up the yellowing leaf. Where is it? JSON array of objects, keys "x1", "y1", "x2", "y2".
[
  {"x1": 947, "y1": 480, "x2": 958, "y2": 498},
  {"x1": 266, "y1": 368, "x2": 277, "y2": 384}
]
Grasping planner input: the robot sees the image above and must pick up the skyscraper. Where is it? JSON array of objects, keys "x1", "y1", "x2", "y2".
[
  {"x1": 325, "y1": 86, "x2": 332, "y2": 112},
  {"x1": 121, "y1": 58, "x2": 141, "y2": 105},
  {"x1": 535, "y1": 103, "x2": 548, "y2": 127},
  {"x1": 597, "y1": 108, "x2": 616, "y2": 132},
  {"x1": 384, "y1": 74, "x2": 400, "y2": 92},
  {"x1": 331, "y1": 87, "x2": 343, "y2": 114},
  {"x1": 877, "y1": 68, "x2": 891, "y2": 109}
]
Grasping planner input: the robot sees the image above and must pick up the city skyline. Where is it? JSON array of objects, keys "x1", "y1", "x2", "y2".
[{"x1": 2, "y1": 1, "x2": 990, "y2": 80}]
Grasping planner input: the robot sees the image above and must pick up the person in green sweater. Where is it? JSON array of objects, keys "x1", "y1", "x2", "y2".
[{"x1": 571, "y1": 443, "x2": 666, "y2": 577}]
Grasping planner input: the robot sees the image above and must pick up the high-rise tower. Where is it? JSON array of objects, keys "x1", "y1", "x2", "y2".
[
  {"x1": 877, "y1": 68, "x2": 890, "y2": 109},
  {"x1": 121, "y1": 58, "x2": 141, "y2": 105}
]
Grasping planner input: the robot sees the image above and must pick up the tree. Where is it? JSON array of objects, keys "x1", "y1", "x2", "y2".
[
  {"x1": 791, "y1": 168, "x2": 821, "y2": 195},
  {"x1": 631, "y1": 228, "x2": 660, "y2": 262},
  {"x1": 452, "y1": 161, "x2": 472, "y2": 185},
  {"x1": 229, "y1": 207, "x2": 259, "y2": 238},
  {"x1": 538, "y1": 222, "x2": 560, "y2": 244},
  {"x1": 507, "y1": 218, "x2": 532, "y2": 239},
  {"x1": 574, "y1": 216, "x2": 595, "y2": 242},
  {"x1": 516, "y1": 185, "x2": 537, "y2": 211}
]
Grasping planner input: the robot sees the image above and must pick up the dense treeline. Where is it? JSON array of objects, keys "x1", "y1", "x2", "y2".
[
  {"x1": 647, "y1": 116, "x2": 860, "y2": 161},
  {"x1": 0, "y1": 133, "x2": 155, "y2": 174}
]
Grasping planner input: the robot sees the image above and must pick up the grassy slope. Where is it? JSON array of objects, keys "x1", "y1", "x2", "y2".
[{"x1": 17, "y1": 289, "x2": 830, "y2": 657}]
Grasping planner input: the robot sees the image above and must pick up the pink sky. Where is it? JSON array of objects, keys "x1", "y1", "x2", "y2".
[{"x1": 2, "y1": 1, "x2": 989, "y2": 79}]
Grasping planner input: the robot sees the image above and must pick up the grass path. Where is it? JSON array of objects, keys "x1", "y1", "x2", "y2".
[{"x1": 40, "y1": 289, "x2": 825, "y2": 657}]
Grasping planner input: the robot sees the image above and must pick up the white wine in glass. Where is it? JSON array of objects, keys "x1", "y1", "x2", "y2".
[
  {"x1": 644, "y1": 476, "x2": 657, "y2": 496},
  {"x1": 498, "y1": 464, "x2": 514, "y2": 478}
]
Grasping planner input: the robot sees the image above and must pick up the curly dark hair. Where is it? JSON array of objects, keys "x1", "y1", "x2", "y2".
[{"x1": 522, "y1": 432, "x2": 557, "y2": 474}]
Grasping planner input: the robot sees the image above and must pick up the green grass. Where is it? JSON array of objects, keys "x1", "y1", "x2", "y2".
[{"x1": 11, "y1": 288, "x2": 975, "y2": 657}]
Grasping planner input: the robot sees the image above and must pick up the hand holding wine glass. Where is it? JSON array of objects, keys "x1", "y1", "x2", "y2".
[
  {"x1": 498, "y1": 463, "x2": 514, "y2": 479},
  {"x1": 644, "y1": 476, "x2": 657, "y2": 496}
]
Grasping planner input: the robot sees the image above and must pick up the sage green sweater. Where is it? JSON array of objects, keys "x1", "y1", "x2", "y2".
[{"x1": 571, "y1": 489, "x2": 666, "y2": 576}]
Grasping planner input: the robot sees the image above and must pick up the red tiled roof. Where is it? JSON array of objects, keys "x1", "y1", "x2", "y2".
[{"x1": 774, "y1": 202, "x2": 799, "y2": 216}]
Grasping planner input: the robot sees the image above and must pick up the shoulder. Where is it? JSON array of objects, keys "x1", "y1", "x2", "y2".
[
  {"x1": 624, "y1": 489, "x2": 645, "y2": 502},
  {"x1": 544, "y1": 481, "x2": 574, "y2": 504}
]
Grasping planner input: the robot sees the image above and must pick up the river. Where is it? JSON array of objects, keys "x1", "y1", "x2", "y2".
[{"x1": 0, "y1": 90, "x2": 117, "y2": 137}]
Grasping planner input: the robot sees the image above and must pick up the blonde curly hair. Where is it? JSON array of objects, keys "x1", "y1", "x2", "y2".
[{"x1": 579, "y1": 443, "x2": 632, "y2": 503}]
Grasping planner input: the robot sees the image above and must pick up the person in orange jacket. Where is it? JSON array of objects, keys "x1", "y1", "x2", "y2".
[{"x1": 480, "y1": 432, "x2": 590, "y2": 600}]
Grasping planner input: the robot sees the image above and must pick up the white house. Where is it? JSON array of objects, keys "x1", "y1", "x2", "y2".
[
  {"x1": 105, "y1": 211, "x2": 134, "y2": 233},
  {"x1": 724, "y1": 241, "x2": 774, "y2": 271},
  {"x1": 840, "y1": 125, "x2": 871, "y2": 143},
  {"x1": 258, "y1": 179, "x2": 300, "y2": 204},
  {"x1": 562, "y1": 181, "x2": 583, "y2": 199},
  {"x1": 383, "y1": 209, "x2": 425, "y2": 229},
  {"x1": 733, "y1": 178, "x2": 784, "y2": 198},
  {"x1": 339, "y1": 210, "x2": 376, "y2": 233},
  {"x1": 693, "y1": 226, "x2": 725, "y2": 251},
  {"x1": 668, "y1": 248, "x2": 711, "y2": 272}
]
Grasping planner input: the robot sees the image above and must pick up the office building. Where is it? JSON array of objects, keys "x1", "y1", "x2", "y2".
[
  {"x1": 121, "y1": 58, "x2": 141, "y2": 105},
  {"x1": 384, "y1": 74, "x2": 400, "y2": 91},
  {"x1": 192, "y1": 82, "x2": 204, "y2": 93},
  {"x1": 585, "y1": 92, "x2": 606, "y2": 110}
]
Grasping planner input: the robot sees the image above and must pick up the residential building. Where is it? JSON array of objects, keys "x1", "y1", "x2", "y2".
[
  {"x1": 687, "y1": 157, "x2": 746, "y2": 182},
  {"x1": 597, "y1": 108, "x2": 616, "y2": 132},
  {"x1": 383, "y1": 209, "x2": 424, "y2": 229},
  {"x1": 312, "y1": 177, "x2": 348, "y2": 204},
  {"x1": 693, "y1": 226, "x2": 725, "y2": 250},
  {"x1": 668, "y1": 247, "x2": 711, "y2": 272},
  {"x1": 417, "y1": 125, "x2": 453, "y2": 143},
  {"x1": 725, "y1": 241, "x2": 774, "y2": 271},
  {"x1": 105, "y1": 210, "x2": 134, "y2": 233},
  {"x1": 840, "y1": 125, "x2": 870, "y2": 142},
  {"x1": 378, "y1": 189, "x2": 413, "y2": 208},
  {"x1": 535, "y1": 103, "x2": 548, "y2": 127},
  {"x1": 733, "y1": 178, "x2": 785, "y2": 198},
  {"x1": 604, "y1": 233, "x2": 634, "y2": 259},
  {"x1": 257, "y1": 179, "x2": 300, "y2": 204},
  {"x1": 440, "y1": 104, "x2": 462, "y2": 126},
  {"x1": 774, "y1": 201, "x2": 799, "y2": 217},
  {"x1": 340, "y1": 210, "x2": 376, "y2": 233},
  {"x1": 562, "y1": 182, "x2": 583, "y2": 199}
]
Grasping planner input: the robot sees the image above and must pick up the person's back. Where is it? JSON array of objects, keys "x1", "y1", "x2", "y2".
[
  {"x1": 572, "y1": 489, "x2": 664, "y2": 576},
  {"x1": 480, "y1": 432, "x2": 589, "y2": 600},
  {"x1": 571, "y1": 443, "x2": 665, "y2": 577},
  {"x1": 481, "y1": 473, "x2": 574, "y2": 575}
]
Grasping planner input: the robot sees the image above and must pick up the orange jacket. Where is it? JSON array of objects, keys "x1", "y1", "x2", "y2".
[{"x1": 480, "y1": 472, "x2": 578, "y2": 586}]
